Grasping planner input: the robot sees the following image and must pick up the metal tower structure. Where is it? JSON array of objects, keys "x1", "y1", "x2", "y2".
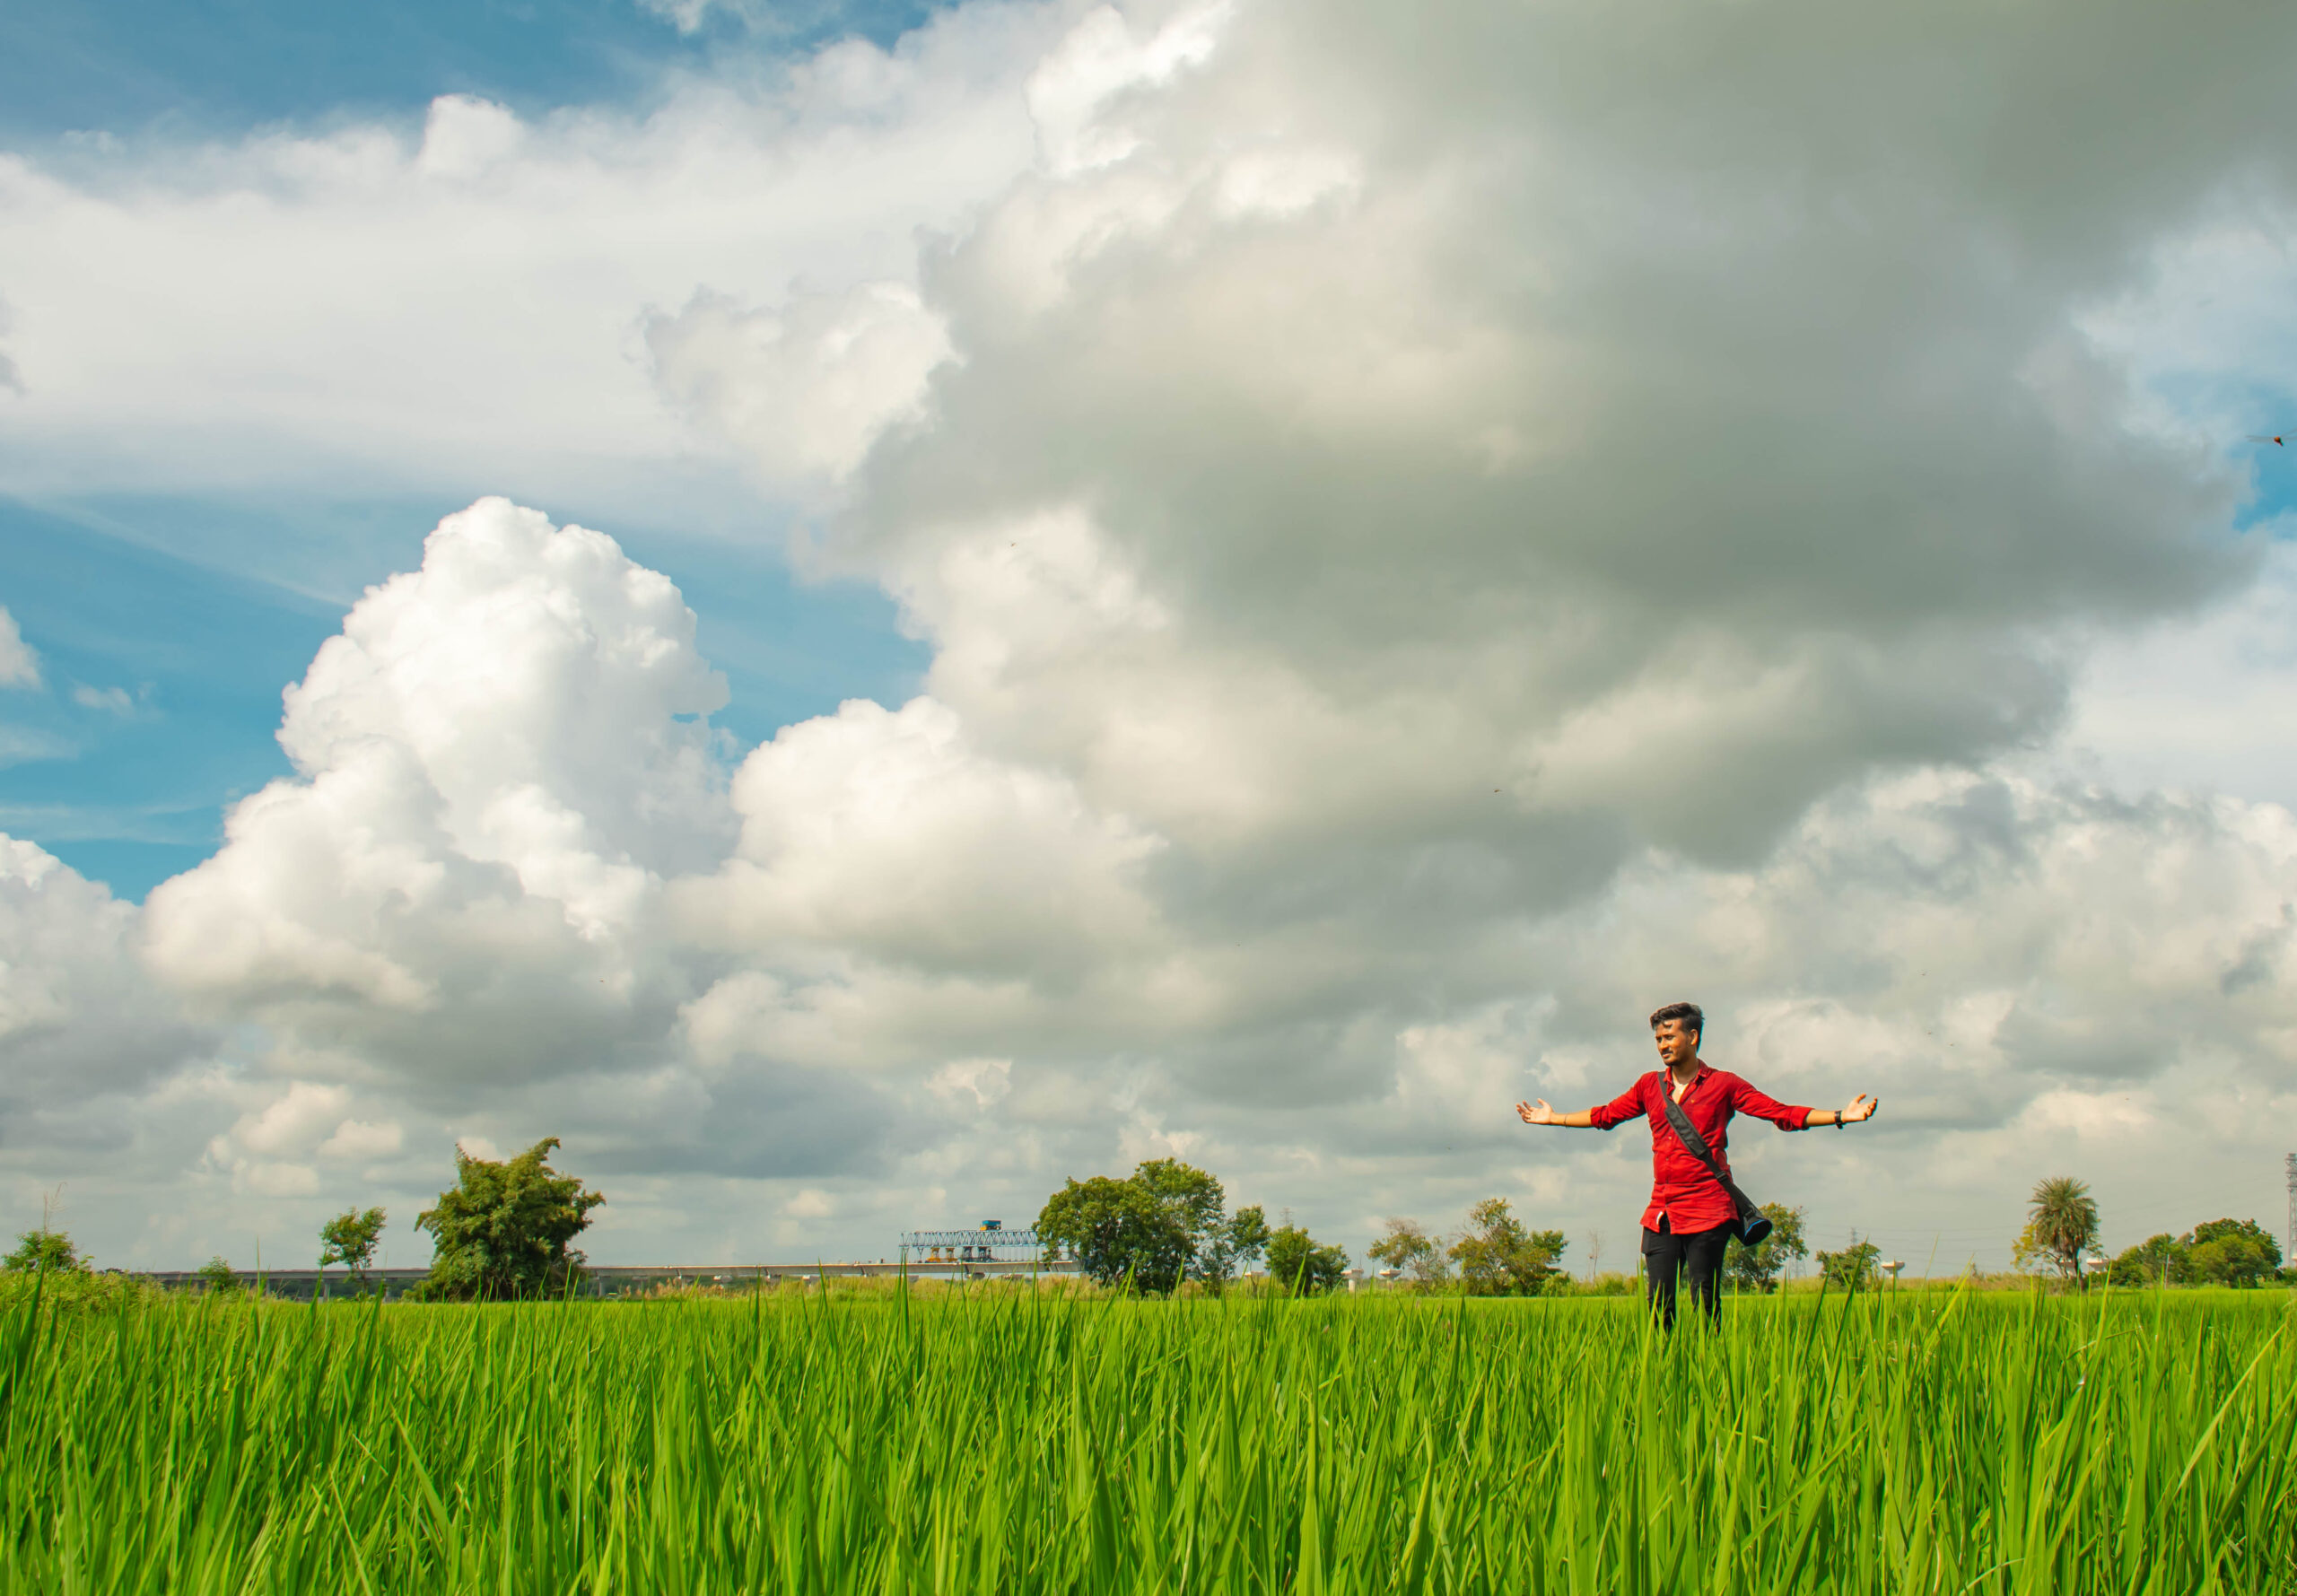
[{"x1": 898, "y1": 1219, "x2": 1053, "y2": 1267}]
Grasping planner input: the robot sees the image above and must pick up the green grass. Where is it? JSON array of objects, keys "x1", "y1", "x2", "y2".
[{"x1": 2, "y1": 1277, "x2": 2291, "y2": 1593}]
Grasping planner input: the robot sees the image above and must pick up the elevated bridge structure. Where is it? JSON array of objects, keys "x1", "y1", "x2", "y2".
[{"x1": 898, "y1": 1222, "x2": 1052, "y2": 1268}]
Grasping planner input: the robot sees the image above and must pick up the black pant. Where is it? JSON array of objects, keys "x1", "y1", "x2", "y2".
[{"x1": 1643, "y1": 1217, "x2": 1729, "y2": 1329}]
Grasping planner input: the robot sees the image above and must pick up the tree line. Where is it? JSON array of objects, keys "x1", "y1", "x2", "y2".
[
  {"x1": 1367, "y1": 1199, "x2": 1889, "y2": 1295},
  {"x1": 7, "y1": 1152, "x2": 2291, "y2": 1297},
  {"x1": 3, "y1": 1138, "x2": 603, "y2": 1301},
  {"x1": 1035, "y1": 1164, "x2": 2294, "y2": 1298},
  {"x1": 1033, "y1": 1173, "x2": 1840, "y2": 1298},
  {"x1": 2018, "y1": 1174, "x2": 2287, "y2": 1287}
]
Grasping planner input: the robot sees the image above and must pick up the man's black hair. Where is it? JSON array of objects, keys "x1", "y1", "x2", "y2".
[{"x1": 1648, "y1": 1000, "x2": 1703, "y2": 1037}]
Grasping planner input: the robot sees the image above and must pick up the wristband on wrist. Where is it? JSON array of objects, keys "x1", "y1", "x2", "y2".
[{"x1": 1832, "y1": 1111, "x2": 1845, "y2": 1129}]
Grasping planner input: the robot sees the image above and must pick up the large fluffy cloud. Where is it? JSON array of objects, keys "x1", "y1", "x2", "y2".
[
  {"x1": 8, "y1": 0, "x2": 2297, "y2": 1267},
  {"x1": 143, "y1": 497, "x2": 734, "y2": 1084},
  {"x1": 817, "y1": 0, "x2": 2277, "y2": 871},
  {"x1": 131, "y1": 498, "x2": 923, "y2": 1226}
]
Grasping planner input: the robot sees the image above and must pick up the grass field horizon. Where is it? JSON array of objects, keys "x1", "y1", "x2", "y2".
[{"x1": 4, "y1": 1278, "x2": 2290, "y2": 1592}]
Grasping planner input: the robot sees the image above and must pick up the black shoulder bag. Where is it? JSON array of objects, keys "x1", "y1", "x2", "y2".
[{"x1": 1658, "y1": 1090, "x2": 1774, "y2": 1248}]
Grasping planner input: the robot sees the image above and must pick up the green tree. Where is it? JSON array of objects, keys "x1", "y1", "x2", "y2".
[
  {"x1": 1036, "y1": 1160, "x2": 1264, "y2": 1292},
  {"x1": 3, "y1": 1228, "x2": 86, "y2": 1273},
  {"x1": 1816, "y1": 1235, "x2": 1881, "y2": 1292},
  {"x1": 413, "y1": 1138, "x2": 602, "y2": 1301},
  {"x1": 2188, "y1": 1234, "x2": 2275, "y2": 1287},
  {"x1": 1264, "y1": 1225, "x2": 1349, "y2": 1295},
  {"x1": 319, "y1": 1206, "x2": 388, "y2": 1284},
  {"x1": 1139, "y1": 1159, "x2": 1269, "y2": 1283},
  {"x1": 2186, "y1": 1217, "x2": 2282, "y2": 1263},
  {"x1": 1368, "y1": 1217, "x2": 1446, "y2": 1287},
  {"x1": 1446, "y1": 1198, "x2": 1567, "y2": 1296},
  {"x1": 1133, "y1": 1159, "x2": 1224, "y2": 1249},
  {"x1": 1721, "y1": 1203, "x2": 1809, "y2": 1294},
  {"x1": 2026, "y1": 1176, "x2": 2099, "y2": 1284},
  {"x1": 1219, "y1": 1205, "x2": 1271, "y2": 1278},
  {"x1": 197, "y1": 1256, "x2": 240, "y2": 1294},
  {"x1": 2106, "y1": 1233, "x2": 2191, "y2": 1287},
  {"x1": 2184, "y1": 1218, "x2": 2280, "y2": 1287},
  {"x1": 1036, "y1": 1175, "x2": 1195, "y2": 1292}
]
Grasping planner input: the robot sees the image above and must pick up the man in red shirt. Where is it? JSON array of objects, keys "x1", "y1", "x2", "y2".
[{"x1": 1515, "y1": 1001, "x2": 1878, "y2": 1327}]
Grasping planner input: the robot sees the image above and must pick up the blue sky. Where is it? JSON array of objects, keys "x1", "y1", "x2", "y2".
[
  {"x1": 0, "y1": 0, "x2": 944, "y2": 899},
  {"x1": 0, "y1": 0, "x2": 948, "y2": 144}
]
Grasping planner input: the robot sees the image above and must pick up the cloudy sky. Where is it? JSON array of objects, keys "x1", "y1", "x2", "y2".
[{"x1": 5, "y1": 0, "x2": 2297, "y2": 1275}]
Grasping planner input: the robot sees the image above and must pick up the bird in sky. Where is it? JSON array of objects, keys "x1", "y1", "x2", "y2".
[{"x1": 2247, "y1": 434, "x2": 2284, "y2": 446}]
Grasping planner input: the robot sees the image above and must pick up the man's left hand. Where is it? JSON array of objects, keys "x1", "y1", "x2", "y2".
[{"x1": 1842, "y1": 1093, "x2": 1878, "y2": 1124}]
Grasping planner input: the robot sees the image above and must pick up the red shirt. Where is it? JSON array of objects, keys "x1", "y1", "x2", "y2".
[{"x1": 1588, "y1": 1064, "x2": 1814, "y2": 1234}]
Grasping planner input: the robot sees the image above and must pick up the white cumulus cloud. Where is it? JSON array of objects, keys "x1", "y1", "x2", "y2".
[
  {"x1": 0, "y1": 607, "x2": 39, "y2": 689},
  {"x1": 143, "y1": 498, "x2": 734, "y2": 1088}
]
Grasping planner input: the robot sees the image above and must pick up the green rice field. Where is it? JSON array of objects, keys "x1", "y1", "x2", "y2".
[{"x1": 3, "y1": 1279, "x2": 2291, "y2": 1593}]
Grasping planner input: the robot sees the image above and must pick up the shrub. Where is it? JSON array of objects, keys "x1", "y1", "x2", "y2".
[
  {"x1": 2184, "y1": 1218, "x2": 2281, "y2": 1287},
  {"x1": 2106, "y1": 1234, "x2": 2189, "y2": 1287},
  {"x1": 1816, "y1": 1236, "x2": 1881, "y2": 1293},
  {"x1": 1722, "y1": 1204, "x2": 1809, "y2": 1293},
  {"x1": 1367, "y1": 1218, "x2": 1446, "y2": 1288},
  {"x1": 413, "y1": 1138, "x2": 602, "y2": 1301},
  {"x1": 3, "y1": 1228, "x2": 86, "y2": 1274},
  {"x1": 1446, "y1": 1199, "x2": 1566, "y2": 1296},
  {"x1": 2188, "y1": 1234, "x2": 2276, "y2": 1287},
  {"x1": 319, "y1": 1207, "x2": 388, "y2": 1281},
  {"x1": 1264, "y1": 1225, "x2": 1349, "y2": 1295},
  {"x1": 2103, "y1": 1221, "x2": 2281, "y2": 1289}
]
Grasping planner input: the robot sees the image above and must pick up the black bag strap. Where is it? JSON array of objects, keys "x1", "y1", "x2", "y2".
[{"x1": 1657, "y1": 1079, "x2": 1760, "y2": 1224}]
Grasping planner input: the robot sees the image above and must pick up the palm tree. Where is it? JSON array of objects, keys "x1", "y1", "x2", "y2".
[{"x1": 2028, "y1": 1176, "x2": 2100, "y2": 1284}]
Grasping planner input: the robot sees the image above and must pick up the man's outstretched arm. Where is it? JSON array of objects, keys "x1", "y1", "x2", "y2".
[
  {"x1": 1516, "y1": 1099, "x2": 1596, "y2": 1128},
  {"x1": 1804, "y1": 1094, "x2": 1880, "y2": 1128},
  {"x1": 1733, "y1": 1079, "x2": 1881, "y2": 1129},
  {"x1": 1518, "y1": 1080, "x2": 1641, "y2": 1129}
]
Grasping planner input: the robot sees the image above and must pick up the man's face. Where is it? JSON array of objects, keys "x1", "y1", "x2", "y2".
[{"x1": 1652, "y1": 1018, "x2": 1699, "y2": 1069}]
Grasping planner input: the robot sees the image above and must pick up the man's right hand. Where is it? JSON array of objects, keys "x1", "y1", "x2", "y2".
[{"x1": 1515, "y1": 1098, "x2": 1557, "y2": 1125}]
